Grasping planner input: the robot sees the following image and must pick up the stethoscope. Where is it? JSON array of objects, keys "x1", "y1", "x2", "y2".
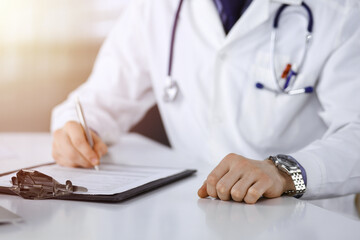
[
  {"x1": 256, "y1": 2, "x2": 314, "y2": 95},
  {"x1": 163, "y1": 0, "x2": 314, "y2": 102}
]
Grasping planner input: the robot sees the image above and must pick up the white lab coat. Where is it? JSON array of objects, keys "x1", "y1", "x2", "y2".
[{"x1": 51, "y1": 0, "x2": 360, "y2": 199}]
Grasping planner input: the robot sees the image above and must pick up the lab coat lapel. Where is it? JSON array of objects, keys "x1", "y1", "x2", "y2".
[
  {"x1": 224, "y1": 0, "x2": 271, "y2": 46},
  {"x1": 189, "y1": 0, "x2": 226, "y2": 49}
]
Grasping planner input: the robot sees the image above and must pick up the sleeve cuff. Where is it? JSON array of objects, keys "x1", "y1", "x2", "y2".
[{"x1": 290, "y1": 150, "x2": 327, "y2": 199}]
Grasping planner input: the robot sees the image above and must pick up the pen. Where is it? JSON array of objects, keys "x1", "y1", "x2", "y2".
[{"x1": 75, "y1": 97, "x2": 99, "y2": 171}]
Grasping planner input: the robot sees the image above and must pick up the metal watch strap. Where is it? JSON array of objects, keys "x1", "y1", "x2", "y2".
[
  {"x1": 284, "y1": 169, "x2": 306, "y2": 196},
  {"x1": 269, "y1": 155, "x2": 306, "y2": 197}
]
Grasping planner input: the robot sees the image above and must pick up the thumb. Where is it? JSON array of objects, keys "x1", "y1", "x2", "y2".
[{"x1": 197, "y1": 181, "x2": 209, "y2": 198}]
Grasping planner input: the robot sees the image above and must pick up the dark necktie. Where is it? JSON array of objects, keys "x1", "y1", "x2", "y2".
[{"x1": 213, "y1": 0, "x2": 253, "y2": 34}]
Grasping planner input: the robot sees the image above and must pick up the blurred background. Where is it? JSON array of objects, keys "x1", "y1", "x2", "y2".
[
  {"x1": 0, "y1": 0, "x2": 127, "y2": 131},
  {"x1": 0, "y1": 0, "x2": 169, "y2": 144}
]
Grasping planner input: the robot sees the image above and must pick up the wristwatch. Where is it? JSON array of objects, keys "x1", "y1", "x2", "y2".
[{"x1": 268, "y1": 154, "x2": 306, "y2": 197}]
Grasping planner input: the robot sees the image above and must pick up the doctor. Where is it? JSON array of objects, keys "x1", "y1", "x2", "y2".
[{"x1": 51, "y1": 0, "x2": 360, "y2": 203}]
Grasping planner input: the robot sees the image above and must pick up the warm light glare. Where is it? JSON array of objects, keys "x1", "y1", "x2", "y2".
[
  {"x1": 0, "y1": 0, "x2": 128, "y2": 132},
  {"x1": 0, "y1": 0, "x2": 126, "y2": 44}
]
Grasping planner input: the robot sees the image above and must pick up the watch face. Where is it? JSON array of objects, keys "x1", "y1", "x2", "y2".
[{"x1": 276, "y1": 154, "x2": 298, "y2": 168}]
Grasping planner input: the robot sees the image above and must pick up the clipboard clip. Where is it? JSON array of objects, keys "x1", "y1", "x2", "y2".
[{"x1": 10, "y1": 169, "x2": 87, "y2": 200}]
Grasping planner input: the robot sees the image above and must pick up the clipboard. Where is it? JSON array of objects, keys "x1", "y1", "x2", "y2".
[{"x1": 0, "y1": 163, "x2": 197, "y2": 203}]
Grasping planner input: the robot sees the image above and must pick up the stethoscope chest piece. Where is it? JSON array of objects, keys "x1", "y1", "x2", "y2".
[{"x1": 163, "y1": 76, "x2": 179, "y2": 102}]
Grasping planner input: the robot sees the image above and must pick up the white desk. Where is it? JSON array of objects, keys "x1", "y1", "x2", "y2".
[{"x1": 0, "y1": 133, "x2": 359, "y2": 240}]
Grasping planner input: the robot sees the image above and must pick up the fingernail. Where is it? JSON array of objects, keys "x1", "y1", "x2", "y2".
[{"x1": 91, "y1": 158, "x2": 98, "y2": 165}]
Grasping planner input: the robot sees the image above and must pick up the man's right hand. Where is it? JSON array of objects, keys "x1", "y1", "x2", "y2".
[{"x1": 52, "y1": 121, "x2": 108, "y2": 168}]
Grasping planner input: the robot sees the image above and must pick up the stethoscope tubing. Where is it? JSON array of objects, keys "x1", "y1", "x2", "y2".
[
  {"x1": 165, "y1": 0, "x2": 315, "y2": 102},
  {"x1": 258, "y1": 1, "x2": 315, "y2": 95},
  {"x1": 168, "y1": 0, "x2": 185, "y2": 78},
  {"x1": 273, "y1": 2, "x2": 313, "y2": 32},
  {"x1": 163, "y1": 0, "x2": 185, "y2": 102}
]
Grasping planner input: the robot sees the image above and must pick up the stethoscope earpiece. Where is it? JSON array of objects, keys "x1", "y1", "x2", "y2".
[
  {"x1": 255, "y1": 82, "x2": 265, "y2": 89},
  {"x1": 256, "y1": 82, "x2": 314, "y2": 95},
  {"x1": 304, "y1": 86, "x2": 313, "y2": 93},
  {"x1": 255, "y1": 82, "x2": 278, "y2": 94}
]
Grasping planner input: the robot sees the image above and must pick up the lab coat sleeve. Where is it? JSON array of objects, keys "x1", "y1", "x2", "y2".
[
  {"x1": 51, "y1": 0, "x2": 155, "y2": 144},
  {"x1": 291, "y1": 6, "x2": 360, "y2": 199}
]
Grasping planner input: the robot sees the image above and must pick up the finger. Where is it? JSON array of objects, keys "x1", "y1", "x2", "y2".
[
  {"x1": 52, "y1": 129, "x2": 65, "y2": 162},
  {"x1": 52, "y1": 129, "x2": 76, "y2": 167},
  {"x1": 53, "y1": 130, "x2": 93, "y2": 168},
  {"x1": 198, "y1": 181, "x2": 209, "y2": 198},
  {"x1": 206, "y1": 170, "x2": 228, "y2": 199},
  {"x1": 91, "y1": 131, "x2": 108, "y2": 158},
  {"x1": 216, "y1": 169, "x2": 243, "y2": 201},
  {"x1": 230, "y1": 174, "x2": 256, "y2": 202},
  {"x1": 244, "y1": 179, "x2": 272, "y2": 204},
  {"x1": 53, "y1": 152, "x2": 77, "y2": 168},
  {"x1": 57, "y1": 151, "x2": 93, "y2": 168},
  {"x1": 206, "y1": 157, "x2": 233, "y2": 198},
  {"x1": 64, "y1": 122, "x2": 99, "y2": 166}
]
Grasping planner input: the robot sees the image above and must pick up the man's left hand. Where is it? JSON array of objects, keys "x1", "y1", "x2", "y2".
[{"x1": 198, "y1": 153, "x2": 295, "y2": 204}]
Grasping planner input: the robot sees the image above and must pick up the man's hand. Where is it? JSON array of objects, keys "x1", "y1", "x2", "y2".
[
  {"x1": 52, "y1": 121, "x2": 108, "y2": 168},
  {"x1": 198, "y1": 153, "x2": 295, "y2": 204}
]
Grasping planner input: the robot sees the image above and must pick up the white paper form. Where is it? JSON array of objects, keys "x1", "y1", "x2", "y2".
[
  {"x1": 0, "y1": 164, "x2": 185, "y2": 195},
  {"x1": 0, "y1": 206, "x2": 22, "y2": 223},
  {"x1": 0, "y1": 146, "x2": 17, "y2": 161}
]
